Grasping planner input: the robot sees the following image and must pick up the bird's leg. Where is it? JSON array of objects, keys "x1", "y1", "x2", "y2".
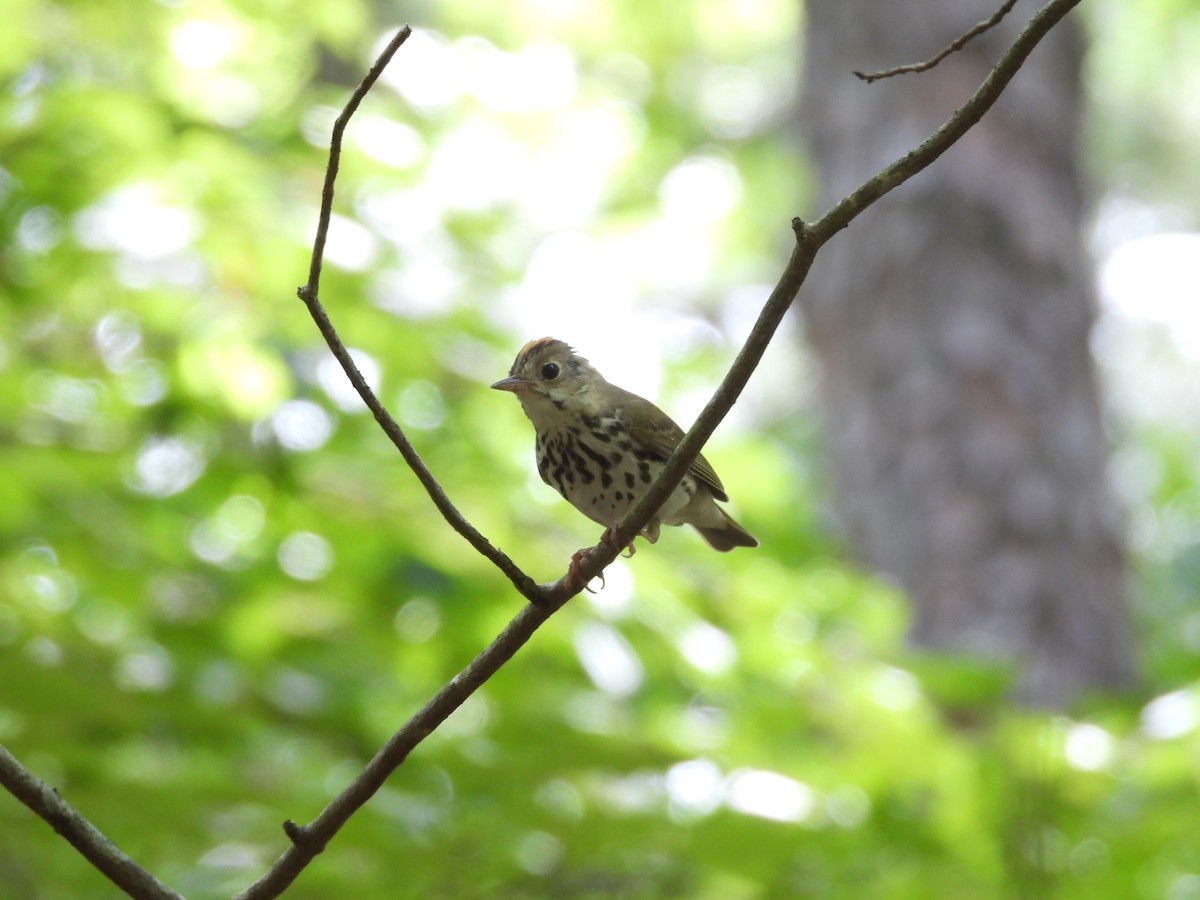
[
  {"x1": 600, "y1": 525, "x2": 637, "y2": 559},
  {"x1": 567, "y1": 548, "x2": 605, "y2": 594},
  {"x1": 567, "y1": 525, "x2": 640, "y2": 593}
]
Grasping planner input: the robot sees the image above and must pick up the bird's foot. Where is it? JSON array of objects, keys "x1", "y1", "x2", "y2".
[
  {"x1": 567, "y1": 548, "x2": 605, "y2": 594},
  {"x1": 600, "y1": 525, "x2": 637, "y2": 559}
]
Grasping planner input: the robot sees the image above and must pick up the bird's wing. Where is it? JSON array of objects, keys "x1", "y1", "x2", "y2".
[{"x1": 618, "y1": 395, "x2": 729, "y2": 502}]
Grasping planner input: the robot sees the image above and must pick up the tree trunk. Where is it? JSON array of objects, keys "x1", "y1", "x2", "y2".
[{"x1": 799, "y1": 1, "x2": 1135, "y2": 706}]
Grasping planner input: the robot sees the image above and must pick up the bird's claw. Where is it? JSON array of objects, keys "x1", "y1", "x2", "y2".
[
  {"x1": 567, "y1": 548, "x2": 605, "y2": 594},
  {"x1": 567, "y1": 528, "x2": 638, "y2": 593},
  {"x1": 601, "y1": 526, "x2": 637, "y2": 559}
]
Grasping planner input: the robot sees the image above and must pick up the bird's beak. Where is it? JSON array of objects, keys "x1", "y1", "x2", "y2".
[{"x1": 490, "y1": 376, "x2": 534, "y2": 393}]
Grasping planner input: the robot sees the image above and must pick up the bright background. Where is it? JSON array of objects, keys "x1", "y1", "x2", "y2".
[{"x1": 2, "y1": 0, "x2": 1199, "y2": 897}]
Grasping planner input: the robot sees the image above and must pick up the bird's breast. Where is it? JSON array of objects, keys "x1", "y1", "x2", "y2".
[{"x1": 535, "y1": 421, "x2": 696, "y2": 527}]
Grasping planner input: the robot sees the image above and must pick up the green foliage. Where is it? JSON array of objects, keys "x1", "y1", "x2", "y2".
[{"x1": 1, "y1": 1, "x2": 1199, "y2": 898}]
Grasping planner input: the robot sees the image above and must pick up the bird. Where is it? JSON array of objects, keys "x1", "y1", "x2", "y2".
[{"x1": 492, "y1": 337, "x2": 757, "y2": 569}]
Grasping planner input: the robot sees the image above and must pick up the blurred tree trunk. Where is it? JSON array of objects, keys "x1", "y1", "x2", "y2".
[{"x1": 799, "y1": 1, "x2": 1135, "y2": 706}]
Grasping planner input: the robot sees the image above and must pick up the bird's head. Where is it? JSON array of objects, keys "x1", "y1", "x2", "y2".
[{"x1": 491, "y1": 337, "x2": 604, "y2": 428}]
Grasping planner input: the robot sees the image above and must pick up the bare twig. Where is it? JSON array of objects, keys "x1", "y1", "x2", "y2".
[
  {"x1": 235, "y1": 603, "x2": 555, "y2": 899},
  {"x1": 238, "y1": 27, "x2": 579, "y2": 896},
  {"x1": 302, "y1": 27, "x2": 411, "y2": 295},
  {"x1": 0, "y1": 0, "x2": 1086, "y2": 895},
  {"x1": 246, "y1": 1, "x2": 1089, "y2": 897},
  {"x1": 246, "y1": 3, "x2": 1089, "y2": 897},
  {"x1": 614, "y1": 0, "x2": 1081, "y2": 567},
  {"x1": 854, "y1": 0, "x2": 1019, "y2": 83},
  {"x1": 234, "y1": 3, "x2": 1087, "y2": 896},
  {"x1": 0, "y1": 744, "x2": 184, "y2": 900},
  {"x1": 298, "y1": 289, "x2": 541, "y2": 600},
  {"x1": 0, "y1": 1, "x2": 1085, "y2": 895},
  {"x1": 294, "y1": 24, "x2": 541, "y2": 602}
]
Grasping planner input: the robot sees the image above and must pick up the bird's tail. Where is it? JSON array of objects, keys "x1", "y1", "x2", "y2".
[{"x1": 694, "y1": 510, "x2": 758, "y2": 552}]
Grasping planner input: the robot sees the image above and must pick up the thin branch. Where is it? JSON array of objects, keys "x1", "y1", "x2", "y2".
[
  {"x1": 819, "y1": 0, "x2": 1080, "y2": 238},
  {"x1": 2, "y1": 2, "x2": 1085, "y2": 896},
  {"x1": 297, "y1": 290, "x2": 541, "y2": 601},
  {"x1": 239, "y1": 0, "x2": 1084, "y2": 895},
  {"x1": 235, "y1": 603, "x2": 555, "y2": 899},
  {"x1": 294, "y1": 24, "x2": 541, "y2": 602},
  {"x1": 601, "y1": 0, "x2": 1082, "y2": 575},
  {"x1": 0, "y1": 743, "x2": 184, "y2": 900},
  {"x1": 303, "y1": 27, "x2": 411, "y2": 294},
  {"x1": 854, "y1": 0, "x2": 1019, "y2": 83},
  {"x1": 0, "y1": 0, "x2": 1088, "y2": 893},
  {"x1": 238, "y1": 27, "x2": 580, "y2": 896},
  {"x1": 0, "y1": 5, "x2": 1079, "y2": 895}
]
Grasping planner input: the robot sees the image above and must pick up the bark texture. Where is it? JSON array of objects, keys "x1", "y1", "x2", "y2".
[{"x1": 800, "y1": 1, "x2": 1135, "y2": 706}]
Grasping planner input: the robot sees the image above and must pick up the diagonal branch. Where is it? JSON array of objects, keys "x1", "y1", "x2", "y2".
[
  {"x1": 0, "y1": 743, "x2": 184, "y2": 900},
  {"x1": 854, "y1": 0, "x2": 1020, "y2": 83},
  {"x1": 302, "y1": 27, "x2": 411, "y2": 295},
  {"x1": 295, "y1": 24, "x2": 541, "y2": 603},
  {"x1": 599, "y1": 0, "x2": 1083, "y2": 579},
  {"x1": 1, "y1": 1, "x2": 1086, "y2": 895},
  {"x1": 235, "y1": 603, "x2": 555, "y2": 899},
  {"x1": 819, "y1": 0, "x2": 1080, "y2": 234},
  {"x1": 297, "y1": 289, "x2": 540, "y2": 600},
  {"x1": 235, "y1": 2, "x2": 1087, "y2": 896}
]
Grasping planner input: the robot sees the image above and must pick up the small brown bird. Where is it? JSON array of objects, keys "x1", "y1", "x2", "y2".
[{"x1": 492, "y1": 337, "x2": 757, "y2": 555}]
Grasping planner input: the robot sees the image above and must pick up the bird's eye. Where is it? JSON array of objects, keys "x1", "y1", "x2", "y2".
[{"x1": 541, "y1": 362, "x2": 560, "y2": 380}]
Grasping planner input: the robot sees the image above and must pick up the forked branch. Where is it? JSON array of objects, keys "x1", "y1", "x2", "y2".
[
  {"x1": 0, "y1": 1, "x2": 1086, "y2": 896},
  {"x1": 247, "y1": 1, "x2": 1093, "y2": 894}
]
